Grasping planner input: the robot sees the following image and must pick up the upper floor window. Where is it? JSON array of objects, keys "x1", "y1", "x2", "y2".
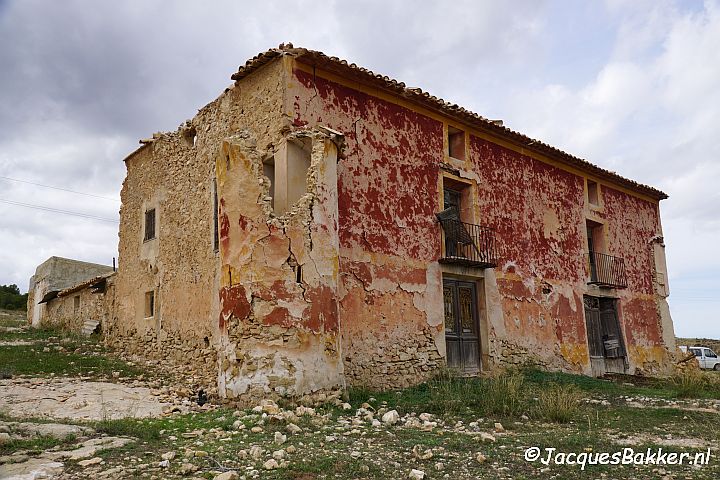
[
  {"x1": 587, "y1": 180, "x2": 600, "y2": 206},
  {"x1": 448, "y1": 126, "x2": 466, "y2": 160},
  {"x1": 144, "y1": 208, "x2": 156, "y2": 241}
]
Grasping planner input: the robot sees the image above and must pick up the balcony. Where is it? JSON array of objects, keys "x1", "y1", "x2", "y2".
[
  {"x1": 438, "y1": 218, "x2": 498, "y2": 268},
  {"x1": 587, "y1": 251, "x2": 627, "y2": 289}
]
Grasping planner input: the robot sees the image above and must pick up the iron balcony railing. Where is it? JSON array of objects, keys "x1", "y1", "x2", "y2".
[
  {"x1": 587, "y1": 251, "x2": 628, "y2": 289},
  {"x1": 438, "y1": 219, "x2": 498, "y2": 268}
]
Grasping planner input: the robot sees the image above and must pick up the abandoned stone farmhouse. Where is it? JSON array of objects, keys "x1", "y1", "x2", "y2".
[{"x1": 28, "y1": 44, "x2": 676, "y2": 400}]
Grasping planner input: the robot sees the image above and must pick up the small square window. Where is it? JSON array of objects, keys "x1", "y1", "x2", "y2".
[
  {"x1": 144, "y1": 208, "x2": 156, "y2": 241},
  {"x1": 448, "y1": 126, "x2": 466, "y2": 160},
  {"x1": 144, "y1": 291, "x2": 155, "y2": 318},
  {"x1": 587, "y1": 180, "x2": 600, "y2": 206}
]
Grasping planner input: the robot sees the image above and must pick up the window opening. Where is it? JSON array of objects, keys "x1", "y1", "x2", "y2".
[
  {"x1": 587, "y1": 180, "x2": 599, "y2": 206},
  {"x1": 448, "y1": 126, "x2": 466, "y2": 160},
  {"x1": 145, "y1": 291, "x2": 155, "y2": 318},
  {"x1": 144, "y1": 208, "x2": 156, "y2": 241},
  {"x1": 263, "y1": 156, "x2": 275, "y2": 210}
]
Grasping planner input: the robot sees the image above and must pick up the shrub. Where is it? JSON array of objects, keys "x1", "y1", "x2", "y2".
[{"x1": 534, "y1": 383, "x2": 583, "y2": 423}]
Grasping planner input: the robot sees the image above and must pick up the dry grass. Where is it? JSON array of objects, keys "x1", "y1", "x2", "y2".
[{"x1": 534, "y1": 383, "x2": 583, "y2": 423}]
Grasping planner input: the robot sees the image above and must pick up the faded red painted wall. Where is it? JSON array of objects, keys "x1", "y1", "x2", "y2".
[
  {"x1": 292, "y1": 67, "x2": 446, "y2": 388},
  {"x1": 293, "y1": 68, "x2": 443, "y2": 261},
  {"x1": 291, "y1": 63, "x2": 671, "y2": 382},
  {"x1": 470, "y1": 136, "x2": 588, "y2": 359}
]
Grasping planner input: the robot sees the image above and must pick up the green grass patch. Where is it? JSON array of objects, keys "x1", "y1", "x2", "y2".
[
  {"x1": 92, "y1": 417, "x2": 163, "y2": 442},
  {"x1": 0, "y1": 434, "x2": 77, "y2": 456},
  {"x1": 0, "y1": 344, "x2": 142, "y2": 378}
]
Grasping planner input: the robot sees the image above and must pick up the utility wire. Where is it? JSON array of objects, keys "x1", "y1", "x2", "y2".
[
  {"x1": 0, "y1": 175, "x2": 120, "y2": 202},
  {"x1": 0, "y1": 198, "x2": 118, "y2": 223}
]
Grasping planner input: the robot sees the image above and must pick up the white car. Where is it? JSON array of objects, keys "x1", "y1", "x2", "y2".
[{"x1": 683, "y1": 346, "x2": 720, "y2": 370}]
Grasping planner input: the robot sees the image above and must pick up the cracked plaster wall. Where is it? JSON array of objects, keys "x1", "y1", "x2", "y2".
[
  {"x1": 288, "y1": 59, "x2": 675, "y2": 384},
  {"x1": 215, "y1": 128, "x2": 345, "y2": 400}
]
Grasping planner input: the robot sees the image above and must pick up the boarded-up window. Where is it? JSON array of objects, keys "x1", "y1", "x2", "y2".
[
  {"x1": 73, "y1": 296, "x2": 80, "y2": 314},
  {"x1": 144, "y1": 208, "x2": 156, "y2": 241}
]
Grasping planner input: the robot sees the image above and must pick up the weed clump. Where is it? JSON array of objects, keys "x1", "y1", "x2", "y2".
[
  {"x1": 535, "y1": 383, "x2": 583, "y2": 423},
  {"x1": 669, "y1": 369, "x2": 720, "y2": 398},
  {"x1": 479, "y1": 372, "x2": 526, "y2": 416}
]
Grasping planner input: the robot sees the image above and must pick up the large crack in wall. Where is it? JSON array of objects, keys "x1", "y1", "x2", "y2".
[{"x1": 216, "y1": 127, "x2": 346, "y2": 401}]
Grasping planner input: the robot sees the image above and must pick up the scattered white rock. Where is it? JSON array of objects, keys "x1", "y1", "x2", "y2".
[
  {"x1": 409, "y1": 468, "x2": 426, "y2": 479},
  {"x1": 263, "y1": 458, "x2": 279, "y2": 470},
  {"x1": 78, "y1": 457, "x2": 103, "y2": 467},
  {"x1": 158, "y1": 459, "x2": 170, "y2": 468},
  {"x1": 476, "y1": 452, "x2": 487, "y2": 464},
  {"x1": 249, "y1": 446, "x2": 264, "y2": 459},
  {"x1": 213, "y1": 471, "x2": 239, "y2": 480},
  {"x1": 412, "y1": 445, "x2": 433, "y2": 460},
  {"x1": 382, "y1": 410, "x2": 400, "y2": 425},
  {"x1": 286, "y1": 423, "x2": 302, "y2": 434},
  {"x1": 494, "y1": 422, "x2": 504, "y2": 432},
  {"x1": 479, "y1": 432, "x2": 496, "y2": 442},
  {"x1": 342, "y1": 402, "x2": 352, "y2": 410},
  {"x1": 274, "y1": 431, "x2": 287, "y2": 444},
  {"x1": 161, "y1": 451, "x2": 176, "y2": 460},
  {"x1": 179, "y1": 463, "x2": 199, "y2": 475}
]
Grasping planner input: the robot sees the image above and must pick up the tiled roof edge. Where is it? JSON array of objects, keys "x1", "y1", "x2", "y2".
[{"x1": 232, "y1": 44, "x2": 667, "y2": 201}]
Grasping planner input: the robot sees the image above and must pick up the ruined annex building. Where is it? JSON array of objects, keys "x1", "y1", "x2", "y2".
[{"x1": 30, "y1": 44, "x2": 676, "y2": 400}]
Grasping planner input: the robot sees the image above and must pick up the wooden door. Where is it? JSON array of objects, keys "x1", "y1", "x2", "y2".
[
  {"x1": 584, "y1": 296, "x2": 626, "y2": 375},
  {"x1": 444, "y1": 279, "x2": 480, "y2": 373}
]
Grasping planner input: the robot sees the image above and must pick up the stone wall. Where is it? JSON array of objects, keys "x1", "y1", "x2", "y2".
[
  {"x1": 112, "y1": 56, "x2": 348, "y2": 399},
  {"x1": 43, "y1": 276, "x2": 114, "y2": 333},
  {"x1": 111, "y1": 58, "x2": 290, "y2": 394}
]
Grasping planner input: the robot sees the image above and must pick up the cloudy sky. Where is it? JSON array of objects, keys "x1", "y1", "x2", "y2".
[{"x1": 0, "y1": 0, "x2": 717, "y2": 338}]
